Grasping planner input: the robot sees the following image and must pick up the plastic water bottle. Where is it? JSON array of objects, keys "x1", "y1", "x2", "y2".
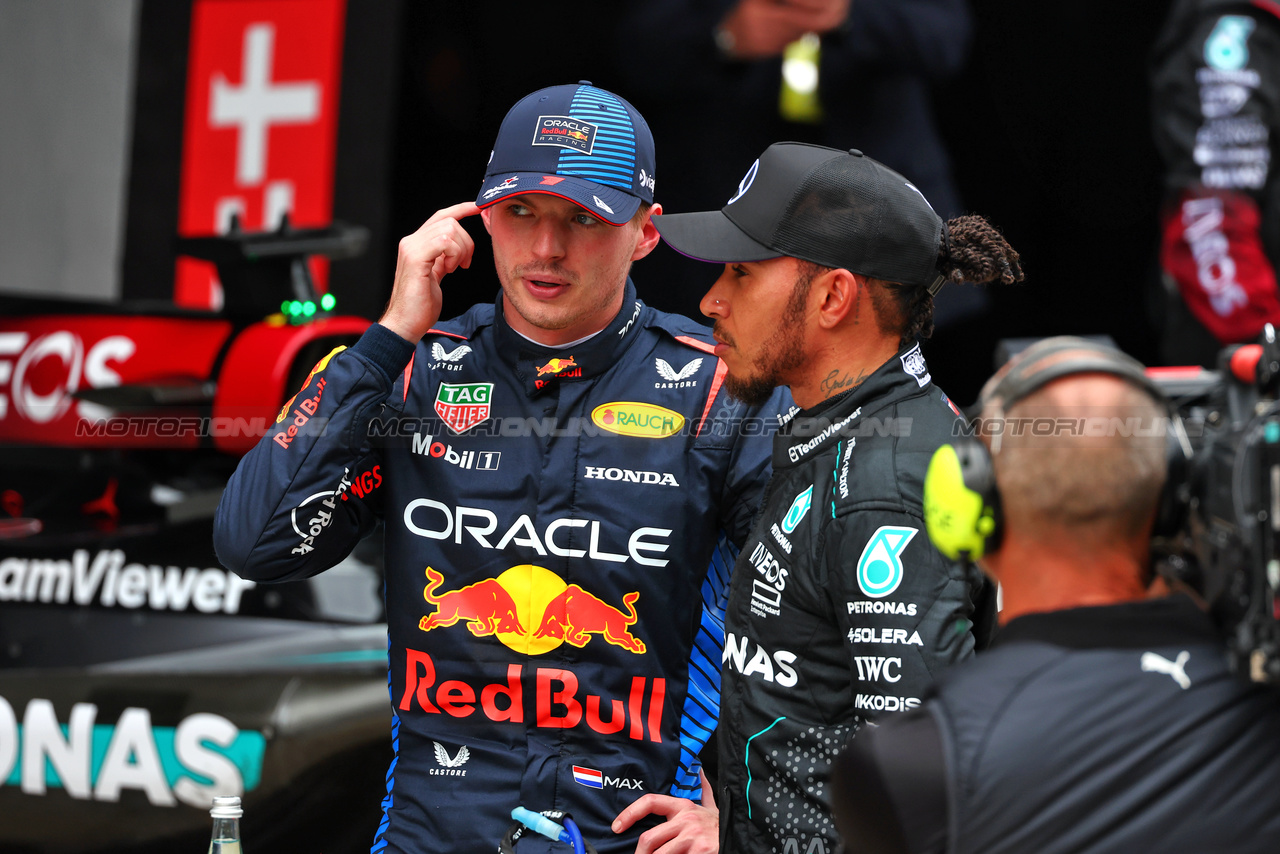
[{"x1": 207, "y1": 795, "x2": 243, "y2": 854}]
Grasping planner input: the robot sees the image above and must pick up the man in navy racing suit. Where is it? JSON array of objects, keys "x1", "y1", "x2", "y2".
[
  {"x1": 610, "y1": 144, "x2": 1021, "y2": 853},
  {"x1": 213, "y1": 82, "x2": 789, "y2": 854}
]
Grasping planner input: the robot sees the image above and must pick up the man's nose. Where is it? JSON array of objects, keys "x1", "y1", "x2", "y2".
[
  {"x1": 531, "y1": 220, "x2": 567, "y2": 261},
  {"x1": 700, "y1": 269, "x2": 732, "y2": 318}
]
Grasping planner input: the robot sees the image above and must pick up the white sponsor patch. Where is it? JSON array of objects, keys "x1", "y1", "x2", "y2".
[{"x1": 900, "y1": 343, "x2": 930, "y2": 388}]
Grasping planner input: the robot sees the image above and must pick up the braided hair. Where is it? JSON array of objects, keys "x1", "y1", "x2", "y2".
[{"x1": 878, "y1": 214, "x2": 1024, "y2": 344}]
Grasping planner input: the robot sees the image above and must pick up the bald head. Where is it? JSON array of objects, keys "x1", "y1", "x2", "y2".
[{"x1": 982, "y1": 373, "x2": 1168, "y2": 543}]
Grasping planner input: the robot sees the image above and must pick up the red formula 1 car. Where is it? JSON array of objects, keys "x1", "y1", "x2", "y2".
[{"x1": 0, "y1": 224, "x2": 394, "y2": 853}]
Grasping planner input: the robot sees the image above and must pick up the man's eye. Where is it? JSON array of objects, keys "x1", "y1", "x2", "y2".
[
  {"x1": 507, "y1": 203, "x2": 529, "y2": 216},
  {"x1": 574, "y1": 213, "x2": 601, "y2": 226},
  {"x1": 731, "y1": 264, "x2": 748, "y2": 277}
]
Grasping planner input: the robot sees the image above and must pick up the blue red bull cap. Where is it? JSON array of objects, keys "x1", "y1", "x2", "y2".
[{"x1": 476, "y1": 81, "x2": 656, "y2": 227}]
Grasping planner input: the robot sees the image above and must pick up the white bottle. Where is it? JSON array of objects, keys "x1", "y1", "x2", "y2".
[{"x1": 207, "y1": 795, "x2": 243, "y2": 854}]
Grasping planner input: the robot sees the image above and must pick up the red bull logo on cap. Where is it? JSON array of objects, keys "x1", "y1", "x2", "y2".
[
  {"x1": 418, "y1": 565, "x2": 646, "y2": 655},
  {"x1": 533, "y1": 116, "x2": 598, "y2": 154}
]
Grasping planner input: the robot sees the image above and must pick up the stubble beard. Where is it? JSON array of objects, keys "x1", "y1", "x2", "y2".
[
  {"x1": 496, "y1": 255, "x2": 631, "y2": 334},
  {"x1": 722, "y1": 270, "x2": 813, "y2": 406},
  {"x1": 501, "y1": 261, "x2": 581, "y2": 330}
]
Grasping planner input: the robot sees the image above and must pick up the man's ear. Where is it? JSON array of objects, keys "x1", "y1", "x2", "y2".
[
  {"x1": 480, "y1": 207, "x2": 493, "y2": 234},
  {"x1": 816, "y1": 268, "x2": 860, "y2": 329},
  {"x1": 631, "y1": 202, "x2": 663, "y2": 262}
]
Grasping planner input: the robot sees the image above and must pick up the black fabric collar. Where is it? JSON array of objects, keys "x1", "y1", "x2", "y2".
[
  {"x1": 773, "y1": 340, "x2": 933, "y2": 468},
  {"x1": 992, "y1": 594, "x2": 1223, "y2": 651},
  {"x1": 494, "y1": 279, "x2": 646, "y2": 398}
]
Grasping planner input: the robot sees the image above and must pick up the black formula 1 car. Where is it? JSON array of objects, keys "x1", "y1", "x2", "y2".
[{"x1": 0, "y1": 224, "x2": 394, "y2": 853}]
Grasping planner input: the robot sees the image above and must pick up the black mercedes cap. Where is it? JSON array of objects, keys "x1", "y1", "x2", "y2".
[{"x1": 653, "y1": 142, "x2": 946, "y2": 292}]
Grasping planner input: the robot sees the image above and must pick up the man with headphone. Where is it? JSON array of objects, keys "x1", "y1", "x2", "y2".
[{"x1": 829, "y1": 336, "x2": 1280, "y2": 854}]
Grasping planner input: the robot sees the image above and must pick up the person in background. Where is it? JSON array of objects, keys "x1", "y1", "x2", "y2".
[
  {"x1": 613, "y1": 1, "x2": 991, "y2": 400},
  {"x1": 1152, "y1": 0, "x2": 1280, "y2": 366}
]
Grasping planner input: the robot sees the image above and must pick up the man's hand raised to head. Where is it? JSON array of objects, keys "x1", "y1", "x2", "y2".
[{"x1": 380, "y1": 202, "x2": 481, "y2": 344}]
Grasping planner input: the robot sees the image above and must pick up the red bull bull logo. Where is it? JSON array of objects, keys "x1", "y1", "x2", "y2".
[
  {"x1": 536, "y1": 356, "x2": 578, "y2": 377},
  {"x1": 535, "y1": 586, "x2": 645, "y2": 653},
  {"x1": 418, "y1": 565, "x2": 646, "y2": 655},
  {"x1": 419, "y1": 567, "x2": 525, "y2": 637}
]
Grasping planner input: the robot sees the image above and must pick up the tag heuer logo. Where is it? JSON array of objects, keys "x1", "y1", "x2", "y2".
[{"x1": 435, "y1": 382, "x2": 493, "y2": 434}]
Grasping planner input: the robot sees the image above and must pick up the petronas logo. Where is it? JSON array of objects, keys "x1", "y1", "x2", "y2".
[
  {"x1": 856, "y1": 526, "x2": 917, "y2": 598},
  {"x1": 781, "y1": 485, "x2": 813, "y2": 535}
]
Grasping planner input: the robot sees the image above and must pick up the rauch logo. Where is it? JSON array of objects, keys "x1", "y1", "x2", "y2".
[{"x1": 591, "y1": 402, "x2": 684, "y2": 438}]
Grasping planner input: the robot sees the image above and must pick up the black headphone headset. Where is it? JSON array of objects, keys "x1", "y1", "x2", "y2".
[{"x1": 923, "y1": 336, "x2": 1190, "y2": 562}]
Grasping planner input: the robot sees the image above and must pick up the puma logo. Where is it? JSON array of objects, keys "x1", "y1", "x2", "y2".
[{"x1": 1140, "y1": 650, "x2": 1191, "y2": 690}]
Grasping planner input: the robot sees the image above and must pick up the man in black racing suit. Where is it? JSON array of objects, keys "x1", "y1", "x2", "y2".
[
  {"x1": 1152, "y1": 0, "x2": 1280, "y2": 365},
  {"x1": 611, "y1": 143, "x2": 1020, "y2": 853},
  {"x1": 830, "y1": 337, "x2": 1280, "y2": 854},
  {"x1": 213, "y1": 83, "x2": 789, "y2": 854}
]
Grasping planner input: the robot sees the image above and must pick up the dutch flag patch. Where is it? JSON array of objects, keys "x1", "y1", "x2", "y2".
[{"x1": 572, "y1": 766, "x2": 603, "y2": 789}]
